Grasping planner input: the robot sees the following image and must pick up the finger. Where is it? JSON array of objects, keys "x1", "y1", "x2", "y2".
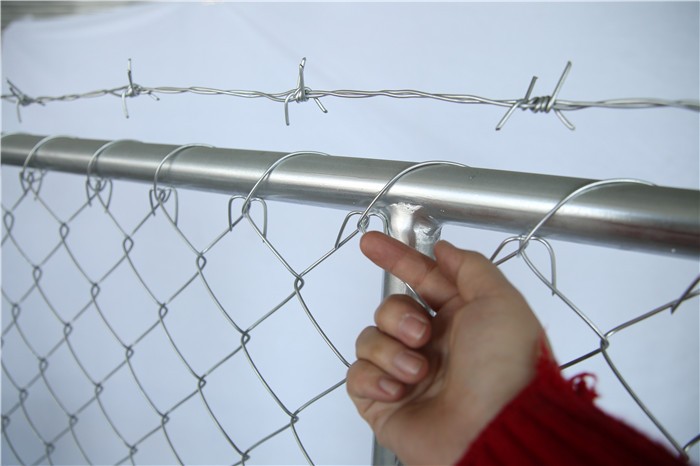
[
  {"x1": 356, "y1": 326, "x2": 428, "y2": 384},
  {"x1": 434, "y1": 240, "x2": 521, "y2": 303},
  {"x1": 347, "y1": 359, "x2": 406, "y2": 403},
  {"x1": 360, "y1": 231, "x2": 459, "y2": 310},
  {"x1": 374, "y1": 294, "x2": 431, "y2": 349}
]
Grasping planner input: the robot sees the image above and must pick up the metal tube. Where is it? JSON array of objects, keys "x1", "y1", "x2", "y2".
[
  {"x1": 372, "y1": 204, "x2": 442, "y2": 466},
  {"x1": 2, "y1": 133, "x2": 698, "y2": 257}
]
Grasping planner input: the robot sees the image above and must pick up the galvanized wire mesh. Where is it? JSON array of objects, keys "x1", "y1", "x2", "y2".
[
  {"x1": 1, "y1": 158, "x2": 374, "y2": 465},
  {"x1": 2, "y1": 151, "x2": 699, "y2": 465}
]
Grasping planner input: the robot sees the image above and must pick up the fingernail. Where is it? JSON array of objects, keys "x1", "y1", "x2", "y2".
[
  {"x1": 378, "y1": 377, "x2": 402, "y2": 396},
  {"x1": 437, "y1": 239, "x2": 455, "y2": 249},
  {"x1": 399, "y1": 314, "x2": 428, "y2": 342},
  {"x1": 394, "y1": 352, "x2": 423, "y2": 376}
]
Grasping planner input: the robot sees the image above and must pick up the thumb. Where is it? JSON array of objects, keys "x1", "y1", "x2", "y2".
[
  {"x1": 434, "y1": 240, "x2": 518, "y2": 303},
  {"x1": 434, "y1": 240, "x2": 546, "y2": 350}
]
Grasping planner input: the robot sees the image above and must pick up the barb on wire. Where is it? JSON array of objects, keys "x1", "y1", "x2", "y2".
[
  {"x1": 3, "y1": 58, "x2": 698, "y2": 128},
  {"x1": 496, "y1": 62, "x2": 575, "y2": 130},
  {"x1": 6, "y1": 79, "x2": 43, "y2": 123},
  {"x1": 121, "y1": 58, "x2": 160, "y2": 118},
  {"x1": 284, "y1": 57, "x2": 328, "y2": 126}
]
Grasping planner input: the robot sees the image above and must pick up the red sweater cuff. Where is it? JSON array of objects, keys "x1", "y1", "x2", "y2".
[{"x1": 457, "y1": 349, "x2": 685, "y2": 466}]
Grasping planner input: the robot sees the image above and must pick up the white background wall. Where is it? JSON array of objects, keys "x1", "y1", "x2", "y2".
[{"x1": 2, "y1": 2, "x2": 699, "y2": 465}]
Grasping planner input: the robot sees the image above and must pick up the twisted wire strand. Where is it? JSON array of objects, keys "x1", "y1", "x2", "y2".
[{"x1": 2, "y1": 58, "x2": 698, "y2": 129}]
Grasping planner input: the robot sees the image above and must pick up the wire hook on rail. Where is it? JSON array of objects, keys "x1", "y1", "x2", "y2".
[
  {"x1": 85, "y1": 139, "x2": 138, "y2": 209},
  {"x1": 483, "y1": 176, "x2": 698, "y2": 459},
  {"x1": 18, "y1": 135, "x2": 69, "y2": 196},
  {"x1": 345, "y1": 160, "x2": 472, "y2": 317}
]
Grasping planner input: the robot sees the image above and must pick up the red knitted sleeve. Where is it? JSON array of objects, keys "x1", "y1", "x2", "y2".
[{"x1": 457, "y1": 348, "x2": 687, "y2": 466}]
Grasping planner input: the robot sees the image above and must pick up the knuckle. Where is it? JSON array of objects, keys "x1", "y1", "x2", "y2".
[
  {"x1": 356, "y1": 326, "x2": 396, "y2": 365},
  {"x1": 385, "y1": 294, "x2": 417, "y2": 307},
  {"x1": 375, "y1": 294, "x2": 417, "y2": 321},
  {"x1": 357, "y1": 326, "x2": 376, "y2": 342},
  {"x1": 355, "y1": 326, "x2": 377, "y2": 356},
  {"x1": 345, "y1": 361, "x2": 375, "y2": 399},
  {"x1": 375, "y1": 294, "x2": 426, "y2": 334},
  {"x1": 345, "y1": 362, "x2": 362, "y2": 394}
]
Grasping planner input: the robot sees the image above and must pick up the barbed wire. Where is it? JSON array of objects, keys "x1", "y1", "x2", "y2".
[
  {"x1": 1, "y1": 138, "x2": 698, "y2": 464},
  {"x1": 2, "y1": 58, "x2": 699, "y2": 129}
]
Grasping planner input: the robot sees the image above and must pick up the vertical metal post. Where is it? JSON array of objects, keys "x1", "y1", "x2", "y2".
[{"x1": 372, "y1": 203, "x2": 442, "y2": 466}]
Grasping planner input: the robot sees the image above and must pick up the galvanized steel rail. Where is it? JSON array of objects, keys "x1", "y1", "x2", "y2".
[{"x1": 2, "y1": 133, "x2": 697, "y2": 258}]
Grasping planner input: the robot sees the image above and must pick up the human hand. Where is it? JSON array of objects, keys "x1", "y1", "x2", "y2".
[{"x1": 347, "y1": 231, "x2": 545, "y2": 465}]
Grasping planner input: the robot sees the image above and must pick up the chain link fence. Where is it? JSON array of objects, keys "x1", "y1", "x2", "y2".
[{"x1": 2, "y1": 140, "x2": 699, "y2": 465}]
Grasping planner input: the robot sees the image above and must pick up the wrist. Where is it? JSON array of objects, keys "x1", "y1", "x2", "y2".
[{"x1": 446, "y1": 334, "x2": 547, "y2": 462}]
